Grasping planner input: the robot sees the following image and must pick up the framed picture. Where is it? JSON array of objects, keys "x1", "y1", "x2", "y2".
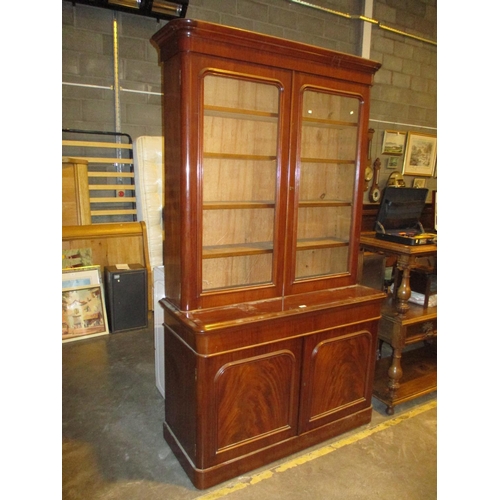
[
  {"x1": 381, "y1": 130, "x2": 406, "y2": 156},
  {"x1": 62, "y1": 265, "x2": 101, "y2": 290},
  {"x1": 413, "y1": 178, "x2": 426, "y2": 188},
  {"x1": 387, "y1": 156, "x2": 399, "y2": 169},
  {"x1": 402, "y1": 132, "x2": 437, "y2": 176},
  {"x1": 62, "y1": 284, "x2": 109, "y2": 342},
  {"x1": 62, "y1": 247, "x2": 93, "y2": 269}
]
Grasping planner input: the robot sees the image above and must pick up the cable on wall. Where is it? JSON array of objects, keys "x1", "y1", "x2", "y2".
[{"x1": 369, "y1": 118, "x2": 437, "y2": 131}]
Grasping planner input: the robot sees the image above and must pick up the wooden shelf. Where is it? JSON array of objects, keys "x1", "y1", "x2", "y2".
[
  {"x1": 203, "y1": 201, "x2": 275, "y2": 210},
  {"x1": 300, "y1": 158, "x2": 355, "y2": 164},
  {"x1": 296, "y1": 237, "x2": 348, "y2": 250},
  {"x1": 204, "y1": 105, "x2": 278, "y2": 122},
  {"x1": 373, "y1": 344, "x2": 437, "y2": 408},
  {"x1": 298, "y1": 200, "x2": 351, "y2": 208},
  {"x1": 203, "y1": 242, "x2": 273, "y2": 259},
  {"x1": 301, "y1": 117, "x2": 358, "y2": 128},
  {"x1": 203, "y1": 152, "x2": 277, "y2": 161}
]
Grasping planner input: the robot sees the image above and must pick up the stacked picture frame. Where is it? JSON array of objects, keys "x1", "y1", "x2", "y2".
[{"x1": 62, "y1": 265, "x2": 109, "y2": 343}]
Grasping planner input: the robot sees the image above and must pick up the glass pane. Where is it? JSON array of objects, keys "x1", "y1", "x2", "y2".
[
  {"x1": 295, "y1": 89, "x2": 360, "y2": 280},
  {"x1": 202, "y1": 74, "x2": 280, "y2": 291}
]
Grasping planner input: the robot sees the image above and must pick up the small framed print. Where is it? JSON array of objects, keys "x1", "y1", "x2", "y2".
[
  {"x1": 62, "y1": 284, "x2": 109, "y2": 342},
  {"x1": 413, "y1": 178, "x2": 426, "y2": 189},
  {"x1": 402, "y1": 132, "x2": 437, "y2": 177},
  {"x1": 62, "y1": 265, "x2": 101, "y2": 290},
  {"x1": 381, "y1": 130, "x2": 406, "y2": 156},
  {"x1": 387, "y1": 156, "x2": 399, "y2": 169}
]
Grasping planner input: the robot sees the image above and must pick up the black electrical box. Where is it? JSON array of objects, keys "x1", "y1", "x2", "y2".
[{"x1": 104, "y1": 264, "x2": 147, "y2": 333}]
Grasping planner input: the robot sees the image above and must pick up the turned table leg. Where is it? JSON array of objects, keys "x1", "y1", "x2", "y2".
[
  {"x1": 385, "y1": 346, "x2": 403, "y2": 415},
  {"x1": 394, "y1": 255, "x2": 412, "y2": 315}
]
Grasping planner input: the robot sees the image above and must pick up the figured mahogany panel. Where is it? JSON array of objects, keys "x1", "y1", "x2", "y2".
[
  {"x1": 300, "y1": 325, "x2": 375, "y2": 433},
  {"x1": 215, "y1": 351, "x2": 296, "y2": 449},
  {"x1": 199, "y1": 340, "x2": 302, "y2": 466}
]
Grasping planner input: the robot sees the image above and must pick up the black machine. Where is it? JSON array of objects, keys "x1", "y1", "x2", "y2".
[
  {"x1": 374, "y1": 187, "x2": 436, "y2": 246},
  {"x1": 104, "y1": 264, "x2": 148, "y2": 333}
]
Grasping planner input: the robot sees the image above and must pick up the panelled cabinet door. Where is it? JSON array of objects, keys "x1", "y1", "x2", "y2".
[
  {"x1": 198, "y1": 337, "x2": 303, "y2": 468},
  {"x1": 298, "y1": 323, "x2": 376, "y2": 433},
  {"x1": 195, "y1": 61, "x2": 292, "y2": 309},
  {"x1": 286, "y1": 74, "x2": 369, "y2": 295}
]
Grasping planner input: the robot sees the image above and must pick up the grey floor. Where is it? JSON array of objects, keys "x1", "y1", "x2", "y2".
[{"x1": 62, "y1": 314, "x2": 437, "y2": 500}]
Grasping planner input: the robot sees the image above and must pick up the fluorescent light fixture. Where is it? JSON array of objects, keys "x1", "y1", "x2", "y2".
[
  {"x1": 66, "y1": 0, "x2": 189, "y2": 21},
  {"x1": 109, "y1": 0, "x2": 140, "y2": 9},
  {"x1": 151, "y1": 0, "x2": 183, "y2": 16}
]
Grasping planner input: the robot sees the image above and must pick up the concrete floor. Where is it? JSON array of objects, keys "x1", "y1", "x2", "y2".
[{"x1": 62, "y1": 314, "x2": 437, "y2": 500}]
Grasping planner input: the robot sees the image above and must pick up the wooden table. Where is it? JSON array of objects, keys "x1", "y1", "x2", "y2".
[{"x1": 360, "y1": 233, "x2": 437, "y2": 414}]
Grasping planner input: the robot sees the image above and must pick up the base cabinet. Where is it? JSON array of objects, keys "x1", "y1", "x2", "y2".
[{"x1": 161, "y1": 286, "x2": 384, "y2": 489}]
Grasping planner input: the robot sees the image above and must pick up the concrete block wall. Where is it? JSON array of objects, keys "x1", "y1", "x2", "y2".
[
  {"x1": 62, "y1": 3, "x2": 168, "y2": 138},
  {"x1": 368, "y1": 0, "x2": 437, "y2": 196},
  {"x1": 62, "y1": 0, "x2": 437, "y2": 197}
]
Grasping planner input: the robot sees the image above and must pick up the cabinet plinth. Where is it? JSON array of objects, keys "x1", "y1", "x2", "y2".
[
  {"x1": 152, "y1": 19, "x2": 382, "y2": 489},
  {"x1": 161, "y1": 285, "x2": 385, "y2": 489}
]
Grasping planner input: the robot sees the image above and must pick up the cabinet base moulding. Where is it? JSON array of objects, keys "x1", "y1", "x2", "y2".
[{"x1": 163, "y1": 406, "x2": 373, "y2": 490}]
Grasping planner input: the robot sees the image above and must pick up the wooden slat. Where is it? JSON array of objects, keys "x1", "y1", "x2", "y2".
[
  {"x1": 65, "y1": 156, "x2": 134, "y2": 165},
  {"x1": 90, "y1": 197, "x2": 137, "y2": 203},
  {"x1": 62, "y1": 136, "x2": 136, "y2": 224},
  {"x1": 91, "y1": 209, "x2": 138, "y2": 216},
  {"x1": 89, "y1": 185, "x2": 136, "y2": 191},
  {"x1": 62, "y1": 140, "x2": 133, "y2": 149},
  {"x1": 88, "y1": 172, "x2": 135, "y2": 178}
]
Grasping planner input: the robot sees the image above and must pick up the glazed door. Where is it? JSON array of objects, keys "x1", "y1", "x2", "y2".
[
  {"x1": 195, "y1": 60, "x2": 292, "y2": 309},
  {"x1": 286, "y1": 74, "x2": 369, "y2": 295}
]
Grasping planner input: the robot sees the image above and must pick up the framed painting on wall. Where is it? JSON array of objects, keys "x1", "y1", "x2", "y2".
[
  {"x1": 402, "y1": 132, "x2": 437, "y2": 176},
  {"x1": 381, "y1": 130, "x2": 406, "y2": 155},
  {"x1": 413, "y1": 178, "x2": 427, "y2": 188}
]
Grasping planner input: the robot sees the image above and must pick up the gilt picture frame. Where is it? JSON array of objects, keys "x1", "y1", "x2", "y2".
[
  {"x1": 402, "y1": 132, "x2": 437, "y2": 177},
  {"x1": 62, "y1": 284, "x2": 109, "y2": 342},
  {"x1": 381, "y1": 130, "x2": 406, "y2": 156}
]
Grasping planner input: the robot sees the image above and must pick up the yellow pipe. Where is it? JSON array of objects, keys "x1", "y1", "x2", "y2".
[{"x1": 289, "y1": 0, "x2": 436, "y2": 46}]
